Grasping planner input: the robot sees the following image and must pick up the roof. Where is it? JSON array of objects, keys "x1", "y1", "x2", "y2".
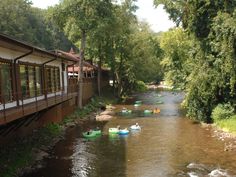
[
  {"x1": 56, "y1": 50, "x2": 97, "y2": 69},
  {"x1": 68, "y1": 66, "x2": 94, "y2": 72},
  {"x1": 0, "y1": 33, "x2": 78, "y2": 63}
]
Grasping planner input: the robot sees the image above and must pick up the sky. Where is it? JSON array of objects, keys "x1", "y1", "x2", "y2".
[{"x1": 31, "y1": 0, "x2": 176, "y2": 33}]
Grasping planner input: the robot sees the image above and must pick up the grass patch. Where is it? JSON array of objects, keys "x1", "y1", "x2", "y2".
[
  {"x1": 214, "y1": 115, "x2": 236, "y2": 134},
  {"x1": 67, "y1": 94, "x2": 117, "y2": 120},
  {"x1": 0, "y1": 122, "x2": 62, "y2": 177},
  {"x1": 211, "y1": 103, "x2": 236, "y2": 134},
  {"x1": 0, "y1": 144, "x2": 33, "y2": 177}
]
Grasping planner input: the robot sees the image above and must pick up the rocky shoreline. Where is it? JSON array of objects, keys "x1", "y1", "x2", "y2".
[
  {"x1": 202, "y1": 123, "x2": 236, "y2": 152},
  {"x1": 95, "y1": 105, "x2": 116, "y2": 121}
]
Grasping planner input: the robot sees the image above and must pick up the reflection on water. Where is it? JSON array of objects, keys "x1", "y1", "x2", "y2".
[
  {"x1": 71, "y1": 139, "x2": 93, "y2": 177},
  {"x1": 22, "y1": 90, "x2": 236, "y2": 177}
]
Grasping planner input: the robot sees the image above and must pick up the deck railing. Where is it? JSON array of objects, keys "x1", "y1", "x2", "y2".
[{"x1": 0, "y1": 84, "x2": 79, "y2": 123}]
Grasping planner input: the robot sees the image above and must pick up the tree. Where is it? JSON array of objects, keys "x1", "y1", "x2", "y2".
[
  {"x1": 0, "y1": 0, "x2": 73, "y2": 50},
  {"x1": 130, "y1": 22, "x2": 163, "y2": 83},
  {"x1": 155, "y1": 0, "x2": 236, "y2": 122},
  {"x1": 52, "y1": 0, "x2": 109, "y2": 108},
  {"x1": 87, "y1": 0, "x2": 140, "y2": 98},
  {"x1": 86, "y1": 0, "x2": 114, "y2": 96},
  {"x1": 160, "y1": 28, "x2": 192, "y2": 88}
]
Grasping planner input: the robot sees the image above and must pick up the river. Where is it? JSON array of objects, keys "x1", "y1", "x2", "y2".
[{"x1": 22, "y1": 90, "x2": 236, "y2": 177}]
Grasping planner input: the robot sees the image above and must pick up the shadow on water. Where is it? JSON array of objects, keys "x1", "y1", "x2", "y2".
[{"x1": 22, "y1": 121, "x2": 127, "y2": 177}]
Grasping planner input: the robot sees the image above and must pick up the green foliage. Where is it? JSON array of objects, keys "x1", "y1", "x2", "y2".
[
  {"x1": 43, "y1": 123, "x2": 62, "y2": 136},
  {"x1": 131, "y1": 23, "x2": 163, "y2": 83},
  {"x1": 0, "y1": 0, "x2": 73, "y2": 50},
  {"x1": 134, "y1": 81, "x2": 148, "y2": 92},
  {"x1": 212, "y1": 103, "x2": 234, "y2": 121},
  {"x1": 0, "y1": 123, "x2": 62, "y2": 177},
  {"x1": 214, "y1": 117, "x2": 236, "y2": 133},
  {"x1": 0, "y1": 141, "x2": 33, "y2": 177},
  {"x1": 154, "y1": 0, "x2": 236, "y2": 39},
  {"x1": 67, "y1": 94, "x2": 117, "y2": 119},
  {"x1": 209, "y1": 10, "x2": 236, "y2": 98},
  {"x1": 160, "y1": 28, "x2": 192, "y2": 89},
  {"x1": 157, "y1": 0, "x2": 236, "y2": 122}
]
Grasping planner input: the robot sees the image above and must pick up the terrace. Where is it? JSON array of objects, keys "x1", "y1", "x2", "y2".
[{"x1": 0, "y1": 85, "x2": 78, "y2": 125}]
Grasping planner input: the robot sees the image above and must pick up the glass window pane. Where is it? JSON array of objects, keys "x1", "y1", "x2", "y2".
[
  {"x1": 28, "y1": 66, "x2": 35, "y2": 97},
  {"x1": 46, "y1": 67, "x2": 52, "y2": 93},
  {"x1": 20, "y1": 65, "x2": 28, "y2": 98},
  {"x1": 51, "y1": 68, "x2": 55, "y2": 92},
  {"x1": 55, "y1": 68, "x2": 60, "y2": 91},
  {"x1": 0, "y1": 62, "x2": 13, "y2": 103},
  {"x1": 35, "y1": 66, "x2": 42, "y2": 96}
]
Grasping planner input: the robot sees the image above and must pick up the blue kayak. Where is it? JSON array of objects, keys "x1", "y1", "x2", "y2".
[{"x1": 118, "y1": 129, "x2": 129, "y2": 135}]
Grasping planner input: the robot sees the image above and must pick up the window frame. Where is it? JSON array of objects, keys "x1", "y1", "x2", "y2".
[
  {"x1": 45, "y1": 65, "x2": 61, "y2": 94},
  {"x1": 0, "y1": 58, "x2": 14, "y2": 104},
  {"x1": 19, "y1": 61, "x2": 43, "y2": 99}
]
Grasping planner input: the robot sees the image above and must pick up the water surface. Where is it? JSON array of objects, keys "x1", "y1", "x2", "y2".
[{"x1": 23, "y1": 90, "x2": 236, "y2": 177}]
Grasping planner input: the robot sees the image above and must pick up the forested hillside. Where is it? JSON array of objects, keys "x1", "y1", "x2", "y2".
[{"x1": 0, "y1": 0, "x2": 74, "y2": 50}]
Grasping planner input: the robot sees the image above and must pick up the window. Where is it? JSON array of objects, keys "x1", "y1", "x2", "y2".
[
  {"x1": 28, "y1": 66, "x2": 35, "y2": 97},
  {"x1": 35, "y1": 66, "x2": 42, "y2": 96},
  {"x1": 20, "y1": 65, "x2": 28, "y2": 98},
  {"x1": 45, "y1": 66, "x2": 60, "y2": 93},
  {"x1": 46, "y1": 67, "x2": 52, "y2": 93},
  {"x1": 20, "y1": 63, "x2": 42, "y2": 98},
  {"x1": 0, "y1": 61, "x2": 13, "y2": 103},
  {"x1": 51, "y1": 67, "x2": 56, "y2": 92},
  {"x1": 55, "y1": 67, "x2": 60, "y2": 91}
]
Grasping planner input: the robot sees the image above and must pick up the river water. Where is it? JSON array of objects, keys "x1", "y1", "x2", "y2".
[{"x1": 23, "y1": 90, "x2": 236, "y2": 177}]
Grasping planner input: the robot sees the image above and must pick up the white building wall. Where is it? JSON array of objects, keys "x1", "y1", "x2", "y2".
[{"x1": 0, "y1": 46, "x2": 70, "y2": 110}]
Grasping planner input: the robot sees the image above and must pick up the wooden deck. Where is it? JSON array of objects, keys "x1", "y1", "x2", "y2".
[{"x1": 0, "y1": 92, "x2": 78, "y2": 125}]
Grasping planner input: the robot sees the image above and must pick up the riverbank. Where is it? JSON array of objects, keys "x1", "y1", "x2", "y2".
[
  {"x1": 203, "y1": 123, "x2": 236, "y2": 152},
  {"x1": 0, "y1": 92, "x2": 117, "y2": 177},
  {"x1": 200, "y1": 119, "x2": 236, "y2": 152},
  {"x1": 214, "y1": 118, "x2": 236, "y2": 135}
]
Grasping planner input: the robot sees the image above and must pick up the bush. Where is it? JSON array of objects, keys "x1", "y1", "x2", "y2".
[
  {"x1": 211, "y1": 103, "x2": 234, "y2": 121},
  {"x1": 134, "y1": 81, "x2": 147, "y2": 92}
]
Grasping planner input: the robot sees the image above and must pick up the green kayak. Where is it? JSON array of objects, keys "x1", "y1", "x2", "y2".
[
  {"x1": 93, "y1": 129, "x2": 102, "y2": 135},
  {"x1": 135, "y1": 100, "x2": 142, "y2": 104},
  {"x1": 144, "y1": 110, "x2": 153, "y2": 114},
  {"x1": 109, "y1": 128, "x2": 119, "y2": 134},
  {"x1": 156, "y1": 101, "x2": 164, "y2": 104},
  {"x1": 121, "y1": 109, "x2": 132, "y2": 113},
  {"x1": 82, "y1": 131, "x2": 97, "y2": 138}
]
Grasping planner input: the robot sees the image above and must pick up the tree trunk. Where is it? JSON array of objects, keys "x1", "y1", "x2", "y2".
[
  {"x1": 78, "y1": 30, "x2": 86, "y2": 108},
  {"x1": 117, "y1": 52, "x2": 124, "y2": 98},
  {"x1": 97, "y1": 44, "x2": 102, "y2": 96},
  {"x1": 111, "y1": 40, "x2": 116, "y2": 95}
]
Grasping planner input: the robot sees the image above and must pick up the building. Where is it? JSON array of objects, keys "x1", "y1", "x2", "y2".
[
  {"x1": 0, "y1": 34, "x2": 79, "y2": 127},
  {"x1": 0, "y1": 34, "x2": 110, "y2": 139}
]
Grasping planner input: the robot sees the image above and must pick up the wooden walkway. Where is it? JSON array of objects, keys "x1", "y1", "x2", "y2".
[{"x1": 0, "y1": 92, "x2": 77, "y2": 125}]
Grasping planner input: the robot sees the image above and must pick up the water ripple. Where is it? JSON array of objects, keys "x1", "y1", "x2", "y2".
[{"x1": 71, "y1": 139, "x2": 96, "y2": 177}]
